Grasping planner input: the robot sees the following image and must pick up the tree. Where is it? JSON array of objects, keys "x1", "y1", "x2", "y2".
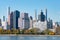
[{"x1": 42, "y1": 29, "x2": 55, "y2": 35}]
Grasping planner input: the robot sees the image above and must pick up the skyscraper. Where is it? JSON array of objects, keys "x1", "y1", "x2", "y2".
[
  {"x1": 45, "y1": 9, "x2": 48, "y2": 29},
  {"x1": 38, "y1": 10, "x2": 45, "y2": 22},
  {"x1": 2, "y1": 16, "x2": 7, "y2": 29},
  {"x1": 13, "y1": 10, "x2": 20, "y2": 29},
  {"x1": 3, "y1": 16, "x2": 5, "y2": 21},
  {"x1": 0, "y1": 19, "x2": 2, "y2": 29},
  {"x1": 29, "y1": 16, "x2": 33, "y2": 29},
  {"x1": 35, "y1": 10, "x2": 37, "y2": 21},
  {"x1": 47, "y1": 18, "x2": 53, "y2": 29},
  {"x1": 0, "y1": 19, "x2": 2, "y2": 26},
  {"x1": 18, "y1": 13, "x2": 30, "y2": 30},
  {"x1": 10, "y1": 12, "x2": 14, "y2": 30},
  {"x1": 46, "y1": 9, "x2": 47, "y2": 21},
  {"x1": 7, "y1": 7, "x2": 10, "y2": 29}
]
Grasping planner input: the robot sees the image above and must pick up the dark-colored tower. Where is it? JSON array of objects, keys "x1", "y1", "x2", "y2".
[
  {"x1": 10, "y1": 12, "x2": 14, "y2": 30},
  {"x1": 8, "y1": 7, "x2": 10, "y2": 15},
  {"x1": 0, "y1": 19, "x2": 2, "y2": 26},
  {"x1": 47, "y1": 18, "x2": 53, "y2": 29},
  {"x1": 13, "y1": 10, "x2": 20, "y2": 29},
  {"x1": 38, "y1": 10, "x2": 45, "y2": 22}
]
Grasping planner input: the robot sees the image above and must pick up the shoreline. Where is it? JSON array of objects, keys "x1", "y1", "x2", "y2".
[{"x1": 0, "y1": 34, "x2": 60, "y2": 36}]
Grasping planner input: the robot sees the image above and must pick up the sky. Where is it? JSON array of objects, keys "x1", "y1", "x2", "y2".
[{"x1": 0, "y1": 0, "x2": 60, "y2": 22}]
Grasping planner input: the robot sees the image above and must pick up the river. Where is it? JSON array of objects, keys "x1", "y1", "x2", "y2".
[{"x1": 0, "y1": 35, "x2": 60, "y2": 40}]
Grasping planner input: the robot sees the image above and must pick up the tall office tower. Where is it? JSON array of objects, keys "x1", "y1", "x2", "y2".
[
  {"x1": 29, "y1": 16, "x2": 33, "y2": 29},
  {"x1": 6, "y1": 18, "x2": 8, "y2": 30},
  {"x1": 46, "y1": 9, "x2": 47, "y2": 21},
  {"x1": 0, "y1": 19, "x2": 2, "y2": 26},
  {"x1": 18, "y1": 13, "x2": 30, "y2": 30},
  {"x1": 7, "y1": 7, "x2": 10, "y2": 29},
  {"x1": 38, "y1": 10, "x2": 45, "y2": 22},
  {"x1": 35, "y1": 10, "x2": 37, "y2": 21},
  {"x1": 10, "y1": 12, "x2": 14, "y2": 30},
  {"x1": 13, "y1": 10, "x2": 20, "y2": 29},
  {"x1": 3, "y1": 16, "x2": 5, "y2": 21},
  {"x1": 45, "y1": 9, "x2": 48, "y2": 29},
  {"x1": 47, "y1": 18, "x2": 53, "y2": 29}
]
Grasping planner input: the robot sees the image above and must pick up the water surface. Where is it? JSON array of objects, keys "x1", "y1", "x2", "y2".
[{"x1": 0, "y1": 35, "x2": 60, "y2": 40}]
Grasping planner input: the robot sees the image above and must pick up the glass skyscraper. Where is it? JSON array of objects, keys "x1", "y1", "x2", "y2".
[
  {"x1": 47, "y1": 18, "x2": 53, "y2": 29},
  {"x1": 10, "y1": 12, "x2": 14, "y2": 30},
  {"x1": 13, "y1": 10, "x2": 20, "y2": 29},
  {"x1": 38, "y1": 10, "x2": 45, "y2": 22}
]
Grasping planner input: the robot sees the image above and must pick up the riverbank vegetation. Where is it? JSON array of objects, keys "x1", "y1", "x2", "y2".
[{"x1": 0, "y1": 28, "x2": 55, "y2": 35}]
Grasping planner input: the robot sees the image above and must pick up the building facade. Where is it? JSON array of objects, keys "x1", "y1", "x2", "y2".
[
  {"x1": 13, "y1": 10, "x2": 20, "y2": 29},
  {"x1": 0, "y1": 19, "x2": 2, "y2": 26},
  {"x1": 10, "y1": 12, "x2": 14, "y2": 30},
  {"x1": 47, "y1": 18, "x2": 53, "y2": 29},
  {"x1": 38, "y1": 10, "x2": 45, "y2": 22},
  {"x1": 18, "y1": 13, "x2": 30, "y2": 30},
  {"x1": 33, "y1": 10, "x2": 47, "y2": 32},
  {"x1": 2, "y1": 16, "x2": 7, "y2": 30},
  {"x1": 29, "y1": 16, "x2": 33, "y2": 29},
  {"x1": 7, "y1": 7, "x2": 10, "y2": 30}
]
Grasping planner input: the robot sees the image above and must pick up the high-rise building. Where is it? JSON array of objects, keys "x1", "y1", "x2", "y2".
[
  {"x1": 55, "y1": 22, "x2": 60, "y2": 27},
  {"x1": 47, "y1": 18, "x2": 53, "y2": 29},
  {"x1": 3, "y1": 16, "x2": 5, "y2": 21},
  {"x1": 10, "y1": 12, "x2": 14, "y2": 30},
  {"x1": 13, "y1": 10, "x2": 20, "y2": 29},
  {"x1": 35, "y1": 10, "x2": 37, "y2": 21},
  {"x1": 46, "y1": 9, "x2": 47, "y2": 21},
  {"x1": 38, "y1": 10, "x2": 45, "y2": 22},
  {"x1": 2, "y1": 16, "x2": 7, "y2": 29},
  {"x1": 45, "y1": 9, "x2": 48, "y2": 29},
  {"x1": 33, "y1": 10, "x2": 47, "y2": 32},
  {"x1": 0, "y1": 19, "x2": 2, "y2": 29},
  {"x1": 0, "y1": 19, "x2": 2, "y2": 26},
  {"x1": 7, "y1": 7, "x2": 10, "y2": 29},
  {"x1": 18, "y1": 13, "x2": 30, "y2": 30},
  {"x1": 29, "y1": 16, "x2": 33, "y2": 29}
]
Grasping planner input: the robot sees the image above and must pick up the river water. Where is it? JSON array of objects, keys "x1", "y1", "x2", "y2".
[{"x1": 0, "y1": 35, "x2": 60, "y2": 40}]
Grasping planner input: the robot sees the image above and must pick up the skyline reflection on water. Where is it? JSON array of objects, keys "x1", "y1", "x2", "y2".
[{"x1": 0, "y1": 35, "x2": 60, "y2": 40}]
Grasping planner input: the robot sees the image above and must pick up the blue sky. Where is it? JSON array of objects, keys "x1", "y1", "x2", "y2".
[{"x1": 0, "y1": 0, "x2": 60, "y2": 22}]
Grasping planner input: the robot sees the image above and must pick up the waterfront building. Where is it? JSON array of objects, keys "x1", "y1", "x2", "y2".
[
  {"x1": 33, "y1": 20, "x2": 47, "y2": 32},
  {"x1": 56, "y1": 27, "x2": 60, "y2": 35},
  {"x1": 18, "y1": 13, "x2": 30, "y2": 30},
  {"x1": 45, "y1": 9, "x2": 47, "y2": 21},
  {"x1": 13, "y1": 10, "x2": 20, "y2": 29},
  {"x1": 2, "y1": 16, "x2": 7, "y2": 29},
  {"x1": 0, "y1": 19, "x2": 2, "y2": 26},
  {"x1": 29, "y1": 16, "x2": 33, "y2": 29},
  {"x1": 33, "y1": 10, "x2": 47, "y2": 32},
  {"x1": 6, "y1": 18, "x2": 8, "y2": 30},
  {"x1": 33, "y1": 10, "x2": 38, "y2": 29},
  {"x1": 10, "y1": 12, "x2": 14, "y2": 30},
  {"x1": 7, "y1": 7, "x2": 11, "y2": 29},
  {"x1": 47, "y1": 18, "x2": 53, "y2": 29},
  {"x1": 0, "y1": 19, "x2": 2, "y2": 29},
  {"x1": 55, "y1": 22, "x2": 60, "y2": 27},
  {"x1": 38, "y1": 10, "x2": 45, "y2": 22}
]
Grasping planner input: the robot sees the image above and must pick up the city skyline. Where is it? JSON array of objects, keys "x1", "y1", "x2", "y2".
[
  {"x1": 0, "y1": 0, "x2": 60, "y2": 22},
  {"x1": 0, "y1": 7, "x2": 58, "y2": 34}
]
